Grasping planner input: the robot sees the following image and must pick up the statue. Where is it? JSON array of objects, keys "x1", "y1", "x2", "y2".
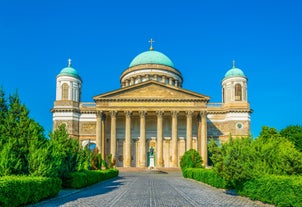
[{"x1": 149, "y1": 147, "x2": 154, "y2": 156}]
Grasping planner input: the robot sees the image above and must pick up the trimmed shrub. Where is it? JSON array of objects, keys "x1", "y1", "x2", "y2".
[
  {"x1": 184, "y1": 168, "x2": 227, "y2": 189},
  {"x1": 0, "y1": 176, "x2": 61, "y2": 207},
  {"x1": 64, "y1": 169, "x2": 119, "y2": 189},
  {"x1": 238, "y1": 175, "x2": 302, "y2": 207},
  {"x1": 180, "y1": 149, "x2": 203, "y2": 172}
]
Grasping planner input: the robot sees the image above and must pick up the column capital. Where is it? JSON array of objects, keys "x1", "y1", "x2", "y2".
[
  {"x1": 97, "y1": 111, "x2": 106, "y2": 120},
  {"x1": 124, "y1": 110, "x2": 132, "y2": 117},
  {"x1": 139, "y1": 111, "x2": 147, "y2": 118},
  {"x1": 200, "y1": 110, "x2": 207, "y2": 116},
  {"x1": 197, "y1": 110, "x2": 207, "y2": 121},
  {"x1": 156, "y1": 110, "x2": 164, "y2": 117},
  {"x1": 186, "y1": 111, "x2": 193, "y2": 117},
  {"x1": 110, "y1": 111, "x2": 117, "y2": 117},
  {"x1": 171, "y1": 111, "x2": 179, "y2": 118}
]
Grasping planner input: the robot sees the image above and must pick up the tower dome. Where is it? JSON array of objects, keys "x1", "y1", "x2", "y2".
[
  {"x1": 224, "y1": 61, "x2": 246, "y2": 80},
  {"x1": 57, "y1": 59, "x2": 81, "y2": 80},
  {"x1": 55, "y1": 59, "x2": 82, "y2": 102},
  {"x1": 222, "y1": 61, "x2": 248, "y2": 103}
]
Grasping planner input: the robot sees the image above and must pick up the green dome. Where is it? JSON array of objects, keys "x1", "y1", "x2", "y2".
[
  {"x1": 58, "y1": 66, "x2": 81, "y2": 79},
  {"x1": 129, "y1": 50, "x2": 174, "y2": 67},
  {"x1": 224, "y1": 62, "x2": 246, "y2": 79}
]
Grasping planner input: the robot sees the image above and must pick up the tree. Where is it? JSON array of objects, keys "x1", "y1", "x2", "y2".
[
  {"x1": 208, "y1": 137, "x2": 255, "y2": 188},
  {"x1": 280, "y1": 125, "x2": 302, "y2": 151},
  {"x1": 30, "y1": 124, "x2": 86, "y2": 179},
  {"x1": 209, "y1": 127, "x2": 302, "y2": 188},
  {"x1": 256, "y1": 127, "x2": 302, "y2": 175},
  {"x1": 0, "y1": 91, "x2": 46, "y2": 175},
  {"x1": 180, "y1": 149, "x2": 203, "y2": 171},
  {"x1": 0, "y1": 86, "x2": 8, "y2": 147}
]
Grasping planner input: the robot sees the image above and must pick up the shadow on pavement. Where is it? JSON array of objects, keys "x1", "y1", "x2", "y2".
[{"x1": 29, "y1": 176, "x2": 124, "y2": 206}]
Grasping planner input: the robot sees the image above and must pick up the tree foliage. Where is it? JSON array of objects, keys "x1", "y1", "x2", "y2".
[
  {"x1": 0, "y1": 88, "x2": 90, "y2": 178},
  {"x1": 280, "y1": 125, "x2": 302, "y2": 151},
  {"x1": 30, "y1": 124, "x2": 88, "y2": 181},
  {"x1": 208, "y1": 126, "x2": 302, "y2": 188},
  {"x1": 0, "y1": 90, "x2": 46, "y2": 176},
  {"x1": 180, "y1": 149, "x2": 203, "y2": 171}
]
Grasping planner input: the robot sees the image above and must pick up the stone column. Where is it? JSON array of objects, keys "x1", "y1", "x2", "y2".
[
  {"x1": 197, "y1": 113, "x2": 202, "y2": 156},
  {"x1": 96, "y1": 111, "x2": 102, "y2": 153},
  {"x1": 171, "y1": 111, "x2": 178, "y2": 167},
  {"x1": 139, "y1": 111, "x2": 147, "y2": 168},
  {"x1": 156, "y1": 111, "x2": 164, "y2": 167},
  {"x1": 169, "y1": 77, "x2": 173, "y2": 85},
  {"x1": 186, "y1": 111, "x2": 193, "y2": 151},
  {"x1": 124, "y1": 111, "x2": 132, "y2": 167},
  {"x1": 110, "y1": 111, "x2": 117, "y2": 162},
  {"x1": 201, "y1": 110, "x2": 208, "y2": 166},
  {"x1": 101, "y1": 113, "x2": 106, "y2": 160}
]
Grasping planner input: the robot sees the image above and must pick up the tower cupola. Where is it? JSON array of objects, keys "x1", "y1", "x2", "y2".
[
  {"x1": 55, "y1": 59, "x2": 82, "y2": 102},
  {"x1": 222, "y1": 61, "x2": 248, "y2": 103}
]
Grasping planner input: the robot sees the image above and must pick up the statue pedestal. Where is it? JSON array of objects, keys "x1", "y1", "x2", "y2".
[{"x1": 148, "y1": 155, "x2": 155, "y2": 169}]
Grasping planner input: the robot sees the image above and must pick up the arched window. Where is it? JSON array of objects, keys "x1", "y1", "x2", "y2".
[
  {"x1": 62, "y1": 83, "x2": 69, "y2": 100},
  {"x1": 222, "y1": 88, "x2": 225, "y2": 103},
  {"x1": 235, "y1": 84, "x2": 242, "y2": 101}
]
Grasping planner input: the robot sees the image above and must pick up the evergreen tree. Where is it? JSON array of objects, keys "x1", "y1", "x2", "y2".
[
  {"x1": 0, "y1": 87, "x2": 8, "y2": 147},
  {"x1": 30, "y1": 124, "x2": 84, "y2": 179},
  {"x1": 0, "y1": 90, "x2": 46, "y2": 175}
]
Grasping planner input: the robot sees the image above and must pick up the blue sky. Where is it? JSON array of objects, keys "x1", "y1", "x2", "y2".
[{"x1": 0, "y1": 0, "x2": 301, "y2": 137}]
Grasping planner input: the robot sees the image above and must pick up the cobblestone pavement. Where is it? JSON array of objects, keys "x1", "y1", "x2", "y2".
[{"x1": 31, "y1": 171, "x2": 273, "y2": 207}]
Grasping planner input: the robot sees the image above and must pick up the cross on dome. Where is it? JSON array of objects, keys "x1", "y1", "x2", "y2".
[
  {"x1": 232, "y1": 60, "x2": 236, "y2": 68},
  {"x1": 148, "y1": 38, "x2": 155, "y2": 51},
  {"x1": 68, "y1": 58, "x2": 72, "y2": 67}
]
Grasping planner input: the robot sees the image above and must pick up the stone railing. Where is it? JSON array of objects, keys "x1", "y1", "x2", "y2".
[
  {"x1": 80, "y1": 102, "x2": 96, "y2": 108},
  {"x1": 207, "y1": 102, "x2": 223, "y2": 108}
]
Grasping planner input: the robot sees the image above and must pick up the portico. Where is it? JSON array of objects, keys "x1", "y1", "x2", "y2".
[{"x1": 95, "y1": 112, "x2": 208, "y2": 168}]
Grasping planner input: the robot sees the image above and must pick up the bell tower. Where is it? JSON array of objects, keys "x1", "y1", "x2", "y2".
[
  {"x1": 52, "y1": 59, "x2": 82, "y2": 137},
  {"x1": 220, "y1": 61, "x2": 251, "y2": 138},
  {"x1": 222, "y1": 60, "x2": 248, "y2": 104}
]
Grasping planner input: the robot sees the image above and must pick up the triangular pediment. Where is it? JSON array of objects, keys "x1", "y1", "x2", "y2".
[{"x1": 93, "y1": 80, "x2": 210, "y2": 101}]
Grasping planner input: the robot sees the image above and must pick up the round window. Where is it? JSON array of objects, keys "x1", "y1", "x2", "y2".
[{"x1": 236, "y1": 123, "x2": 243, "y2": 129}]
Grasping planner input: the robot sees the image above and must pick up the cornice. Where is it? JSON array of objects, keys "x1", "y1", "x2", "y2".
[
  {"x1": 95, "y1": 98, "x2": 209, "y2": 102},
  {"x1": 208, "y1": 109, "x2": 252, "y2": 114}
]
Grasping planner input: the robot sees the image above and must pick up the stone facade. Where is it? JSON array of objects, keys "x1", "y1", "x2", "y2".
[{"x1": 52, "y1": 50, "x2": 251, "y2": 168}]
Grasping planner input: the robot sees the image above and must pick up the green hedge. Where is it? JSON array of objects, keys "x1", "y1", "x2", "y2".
[
  {"x1": 238, "y1": 175, "x2": 302, "y2": 207},
  {"x1": 0, "y1": 176, "x2": 61, "y2": 207},
  {"x1": 183, "y1": 168, "x2": 227, "y2": 188},
  {"x1": 64, "y1": 169, "x2": 119, "y2": 189}
]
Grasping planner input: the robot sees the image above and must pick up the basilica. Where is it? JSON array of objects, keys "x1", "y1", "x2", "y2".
[{"x1": 52, "y1": 43, "x2": 251, "y2": 168}]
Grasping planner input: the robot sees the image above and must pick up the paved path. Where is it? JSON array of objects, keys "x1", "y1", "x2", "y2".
[{"x1": 31, "y1": 171, "x2": 273, "y2": 207}]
